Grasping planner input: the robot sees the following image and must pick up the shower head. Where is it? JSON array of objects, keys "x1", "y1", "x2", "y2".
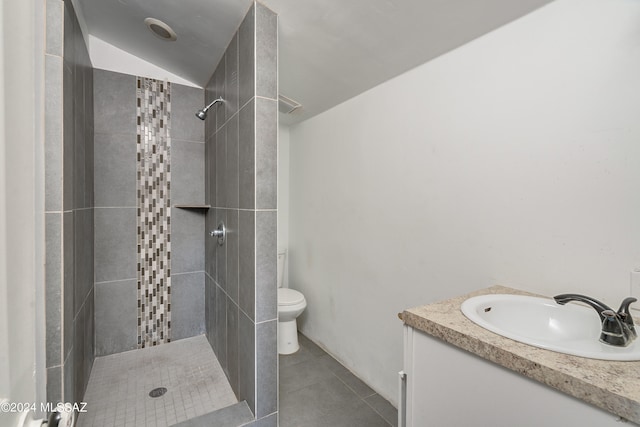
[{"x1": 195, "y1": 97, "x2": 224, "y2": 120}]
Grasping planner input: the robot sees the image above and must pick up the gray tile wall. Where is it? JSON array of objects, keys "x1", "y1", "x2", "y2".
[
  {"x1": 44, "y1": 0, "x2": 95, "y2": 406},
  {"x1": 92, "y1": 72, "x2": 136, "y2": 359},
  {"x1": 94, "y1": 279, "x2": 137, "y2": 354},
  {"x1": 204, "y1": 2, "x2": 278, "y2": 423},
  {"x1": 93, "y1": 70, "x2": 206, "y2": 356},
  {"x1": 171, "y1": 272, "x2": 206, "y2": 340}
]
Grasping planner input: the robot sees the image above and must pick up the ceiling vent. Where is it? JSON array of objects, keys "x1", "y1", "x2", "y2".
[
  {"x1": 144, "y1": 18, "x2": 177, "y2": 41},
  {"x1": 278, "y1": 94, "x2": 302, "y2": 114}
]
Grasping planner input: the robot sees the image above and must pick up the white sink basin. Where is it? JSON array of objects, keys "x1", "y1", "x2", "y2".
[{"x1": 461, "y1": 294, "x2": 640, "y2": 361}]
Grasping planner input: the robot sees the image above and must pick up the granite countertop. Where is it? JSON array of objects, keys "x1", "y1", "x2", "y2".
[{"x1": 400, "y1": 285, "x2": 640, "y2": 424}]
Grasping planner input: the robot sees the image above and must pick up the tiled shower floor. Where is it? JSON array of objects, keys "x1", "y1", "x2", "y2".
[{"x1": 77, "y1": 335, "x2": 237, "y2": 427}]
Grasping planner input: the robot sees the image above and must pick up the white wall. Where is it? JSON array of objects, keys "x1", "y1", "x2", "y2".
[
  {"x1": 89, "y1": 36, "x2": 199, "y2": 87},
  {"x1": 288, "y1": 0, "x2": 640, "y2": 405},
  {"x1": 0, "y1": 0, "x2": 45, "y2": 423},
  {"x1": 278, "y1": 124, "x2": 290, "y2": 288}
]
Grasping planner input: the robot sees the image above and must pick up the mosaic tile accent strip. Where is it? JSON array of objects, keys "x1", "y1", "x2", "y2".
[{"x1": 136, "y1": 77, "x2": 172, "y2": 348}]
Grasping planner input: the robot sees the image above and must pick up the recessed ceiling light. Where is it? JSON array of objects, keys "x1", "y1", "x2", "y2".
[{"x1": 144, "y1": 17, "x2": 177, "y2": 41}]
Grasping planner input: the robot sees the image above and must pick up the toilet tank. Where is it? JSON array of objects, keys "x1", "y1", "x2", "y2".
[{"x1": 277, "y1": 250, "x2": 287, "y2": 288}]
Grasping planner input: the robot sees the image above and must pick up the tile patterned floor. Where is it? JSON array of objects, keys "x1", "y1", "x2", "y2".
[
  {"x1": 279, "y1": 334, "x2": 398, "y2": 427},
  {"x1": 77, "y1": 335, "x2": 237, "y2": 427}
]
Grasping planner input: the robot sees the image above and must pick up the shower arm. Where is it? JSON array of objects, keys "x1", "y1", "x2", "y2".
[
  {"x1": 196, "y1": 97, "x2": 224, "y2": 120},
  {"x1": 203, "y1": 97, "x2": 223, "y2": 111}
]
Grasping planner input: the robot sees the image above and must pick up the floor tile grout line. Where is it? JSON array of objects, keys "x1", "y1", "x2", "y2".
[
  {"x1": 361, "y1": 395, "x2": 396, "y2": 427},
  {"x1": 280, "y1": 335, "x2": 395, "y2": 426},
  {"x1": 329, "y1": 368, "x2": 377, "y2": 400},
  {"x1": 330, "y1": 370, "x2": 392, "y2": 425}
]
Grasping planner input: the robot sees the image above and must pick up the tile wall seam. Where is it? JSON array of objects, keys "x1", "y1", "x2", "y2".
[
  {"x1": 238, "y1": 98, "x2": 255, "y2": 116},
  {"x1": 173, "y1": 138, "x2": 205, "y2": 144},
  {"x1": 204, "y1": 93, "x2": 257, "y2": 143},
  {"x1": 276, "y1": 11, "x2": 279, "y2": 114},
  {"x1": 253, "y1": 0, "x2": 257, "y2": 112},
  {"x1": 254, "y1": 95, "x2": 278, "y2": 102},
  {"x1": 215, "y1": 279, "x2": 241, "y2": 307},
  {"x1": 95, "y1": 278, "x2": 137, "y2": 285},
  {"x1": 213, "y1": 123, "x2": 227, "y2": 211},
  {"x1": 238, "y1": 303, "x2": 253, "y2": 324},
  {"x1": 53, "y1": 369, "x2": 64, "y2": 407},
  {"x1": 62, "y1": 346, "x2": 72, "y2": 367},
  {"x1": 61, "y1": 346, "x2": 72, "y2": 369},
  {"x1": 215, "y1": 208, "x2": 260, "y2": 213},
  {"x1": 72, "y1": 286, "x2": 93, "y2": 322},
  {"x1": 61, "y1": 345, "x2": 73, "y2": 402},
  {"x1": 257, "y1": 410, "x2": 278, "y2": 419},
  {"x1": 206, "y1": 107, "x2": 241, "y2": 141},
  {"x1": 93, "y1": 131, "x2": 137, "y2": 137},
  {"x1": 172, "y1": 270, "x2": 206, "y2": 277},
  {"x1": 58, "y1": 211, "x2": 65, "y2": 370},
  {"x1": 232, "y1": 116, "x2": 240, "y2": 210},
  {"x1": 252, "y1": 284, "x2": 258, "y2": 419},
  {"x1": 45, "y1": 54, "x2": 64, "y2": 214},
  {"x1": 214, "y1": 279, "x2": 228, "y2": 297},
  {"x1": 251, "y1": 106, "x2": 258, "y2": 326},
  {"x1": 251, "y1": 3, "x2": 260, "y2": 412}
]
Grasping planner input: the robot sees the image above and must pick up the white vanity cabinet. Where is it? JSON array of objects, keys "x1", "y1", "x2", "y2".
[{"x1": 400, "y1": 325, "x2": 629, "y2": 427}]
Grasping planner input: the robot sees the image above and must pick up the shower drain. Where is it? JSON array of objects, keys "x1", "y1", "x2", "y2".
[{"x1": 149, "y1": 387, "x2": 167, "y2": 398}]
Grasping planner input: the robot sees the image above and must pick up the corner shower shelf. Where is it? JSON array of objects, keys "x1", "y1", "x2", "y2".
[{"x1": 173, "y1": 204, "x2": 211, "y2": 210}]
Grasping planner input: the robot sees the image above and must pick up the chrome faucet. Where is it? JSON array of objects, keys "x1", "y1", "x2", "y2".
[{"x1": 554, "y1": 294, "x2": 637, "y2": 347}]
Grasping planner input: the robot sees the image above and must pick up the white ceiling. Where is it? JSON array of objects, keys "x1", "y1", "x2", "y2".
[{"x1": 78, "y1": 0, "x2": 552, "y2": 125}]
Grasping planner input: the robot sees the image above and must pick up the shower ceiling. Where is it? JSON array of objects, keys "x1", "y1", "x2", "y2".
[{"x1": 77, "y1": 0, "x2": 552, "y2": 125}]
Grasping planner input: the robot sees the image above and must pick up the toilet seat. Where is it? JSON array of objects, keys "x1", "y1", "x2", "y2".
[{"x1": 278, "y1": 288, "x2": 305, "y2": 306}]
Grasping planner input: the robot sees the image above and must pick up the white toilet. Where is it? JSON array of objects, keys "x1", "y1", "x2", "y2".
[{"x1": 277, "y1": 250, "x2": 307, "y2": 355}]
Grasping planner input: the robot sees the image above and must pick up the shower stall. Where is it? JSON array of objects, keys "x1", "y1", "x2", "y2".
[{"x1": 43, "y1": 1, "x2": 278, "y2": 425}]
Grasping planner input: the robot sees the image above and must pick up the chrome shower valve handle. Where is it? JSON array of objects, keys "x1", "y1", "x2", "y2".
[{"x1": 210, "y1": 222, "x2": 226, "y2": 246}]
